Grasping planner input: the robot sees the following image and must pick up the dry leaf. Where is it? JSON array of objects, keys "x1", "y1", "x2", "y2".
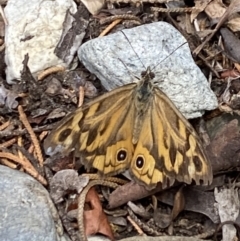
[
  {"x1": 81, "y1": 0, "x2": 105, "y2": 15},
  {"x1": 204, "y1": 0, "x2": 226, "y2": 24},
  {"x1": 220, "y1": 28, "x2": 240, "y2": 63},
  {"x1": 84, "y1": 187, "x2": 114, "y2": 240},
  {"x1": 0, "y1": 84, "x2": 18, "y2": 109},
  {"x1": 157, "y1": 186, "x2": 219, "y2": 223},
  {"x1": 227, "y1": 14, "x2": 240, "y2": 32},
  {"x1": 190, "y1": 0, "x2": 211, "y2": 22},
  {"x1": 50, "y1": 169, "x2": 89, "y2": 204}
]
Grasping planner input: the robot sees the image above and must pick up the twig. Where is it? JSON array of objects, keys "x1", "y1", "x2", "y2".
[
  {"x1": 127, "y1": 208, "x2": 163, "y2": 236},
  {"x1": 0, "y1": 152, "x2": 47, "y2": 185},
  {"x1": 0, "y1": 120, "x2": 10, "y2": 131},
  {"x1": 127, "y1": 215, "x2": 145, "y2": 236},
  {"x1": 151, "y1": 7, "x2": 193, "y2": 13},
  {"x1": 0, "y1": 158, "x2": 18, "y2": 169},
  {"x1": 78, "y1": 86, "x2": 85, "y2": 107},
  {"x1": 0, "y1": 5, "x2": 8, "y2": 25},
  {"x1": 37, "y1": 66, "x2": 66, "y2": 81},
  {"x1": 100, "y1": 14, "x2": 141, "y2": 25},
  {"x1": 18, "y1": 105, "x2": 44, "y2": 166},
  {"x1": 0, "y1": 138, "x2": 17, "y2": 148},
  {"x1": 99, "y1": 19, "x2": 122, "y2": 37},
  {"x1": 28, "y1": 131, "x2": 48, "y2": 154},
  {"x1": 82, "y1": 173, "x2": 128, "y2": 185},
  {"x1": 193, "y1": 0, "x2": 240, "y2": 55},
  {"x1": 17, "y1": 131, "x2": 24, "y2": 161}
]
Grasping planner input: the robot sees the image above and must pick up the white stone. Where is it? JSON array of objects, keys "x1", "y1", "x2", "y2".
[
  {"x1": 78, "y1": 22, "x2": 218, "y2": 119},
  {"x1": 4, "y1": 0, "x2": 77, "y2": 83}
]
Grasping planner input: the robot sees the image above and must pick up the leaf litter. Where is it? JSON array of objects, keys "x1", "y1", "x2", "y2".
[{"x1": 1, "y1": 0, "x2": 240, "y2": 240}]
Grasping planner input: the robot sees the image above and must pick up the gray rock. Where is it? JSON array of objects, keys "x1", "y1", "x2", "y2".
[
  {"x1": 0, "y1": 165, "x2": 70, "y2": 241},
  {"x1": 78, "y1": 22, "x2": 218, "y2": 119}
]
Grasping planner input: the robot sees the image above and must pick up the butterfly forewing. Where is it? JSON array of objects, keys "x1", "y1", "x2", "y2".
[{"x1": 44, "y1": 83, "x2": 137, "y2": 176}]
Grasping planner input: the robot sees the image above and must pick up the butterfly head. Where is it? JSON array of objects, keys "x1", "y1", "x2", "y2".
[{"x1": 141, "y1": 66, "x2": 155, "y2": 83}]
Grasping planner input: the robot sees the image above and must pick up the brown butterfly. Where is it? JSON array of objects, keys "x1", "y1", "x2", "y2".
[{"x1": 44, "y1": 65, "x2": 212, "y2": 190}]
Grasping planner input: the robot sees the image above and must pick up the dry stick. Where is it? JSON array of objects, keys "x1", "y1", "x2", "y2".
[
  {"x1": 0, "y1": 138, "x2": 17, "y2": 148},
  {"x1": 37, "y1": 66, "x2": 66, "y2": 81},
  {"x1": 28, "y1": 131, "x2": 48, "y2": 154},
  {"x1": 33, "y1": 133, "x2": 47, "y2": 161},
  {"x1": 0, "y1": 120, "x2": 10, "y2": 131},
  {"x1": 193, "y1": 0, "x2": 240, "y2": 55},
  {"x1": 151, "y1": 7, "x2": 193, "y2": 13},
  {"x1": 17, "y1": 133, "x2": 24, "y2": 161},
  {"x1": 127, "y1": 215, "x2": 145, "y2": 236},
  {"x1": 18, "y1": 105, "x2": 44, "y2": 166},
  {"x1": 0, "y1": 152, "x2": 47, "y2": 185},
  {"x1": 100, "y1": 14, "x2": 141, "y2": 25},
  {"x1": 166, "y1": 12, "x2": 221, "y2": 78},
  {"x1": 78, "y1": 86, "x2": 85, "y2": 107},
  {"x1": 77, "y1": 180, "x2": 119, "y2": 241},
  {"x1": 82, "y1": 173, "x2": 128, "y2": 185},
  {"x1": 99, "y1": 19, "x2": 122, "y2": 37},
  {"x1": 127, "y1": 208, "x2": 163, "y2": 236},
  {"x1": 0, "y1": 5, "x2": 8, "y2": 25},
  {"x1": 0, "y1": 158, "x2": 18, "y2": 169}
]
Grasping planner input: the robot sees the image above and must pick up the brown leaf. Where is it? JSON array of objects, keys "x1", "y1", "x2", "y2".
[
  {"x1": 206, "y1": 118, "x2": 240, "y2": 173},
  {"x1": 204, "y1": 0, "x2": 226, "y2": 24},
  {"x1": 190, "y1": 0, "x2": 211, "y2": 22},
  {"x1": 84, "y1": 187, "x2": 114, "y2": 240}
]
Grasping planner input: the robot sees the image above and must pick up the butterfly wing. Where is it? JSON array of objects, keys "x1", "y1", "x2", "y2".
[
  {"x1": 44, "y1": 83, "x2": 137, "y2": 176},
  {"x1": 130, "y1": 87, "x2": 212, "y2": 189}
]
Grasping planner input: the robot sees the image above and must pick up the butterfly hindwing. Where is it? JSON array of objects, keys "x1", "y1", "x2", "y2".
[{"x1": 130, "y1": 86, "x2": 212, "y2": 189}]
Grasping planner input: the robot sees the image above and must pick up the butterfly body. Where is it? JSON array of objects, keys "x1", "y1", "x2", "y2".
[{"x1": 44, "y1": 67, "x2": 212, "y2": 190}]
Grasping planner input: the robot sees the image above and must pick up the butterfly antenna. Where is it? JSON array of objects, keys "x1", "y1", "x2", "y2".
[
  {"x1": 117, "y1": 57, "x2": 140, "y2": 79},
  {"x1": 121, "y1": 30, "x2": 146, "y2": 70},
  {"x1": 151, "y1": 41, "x2": 188, "y2": 73}
]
